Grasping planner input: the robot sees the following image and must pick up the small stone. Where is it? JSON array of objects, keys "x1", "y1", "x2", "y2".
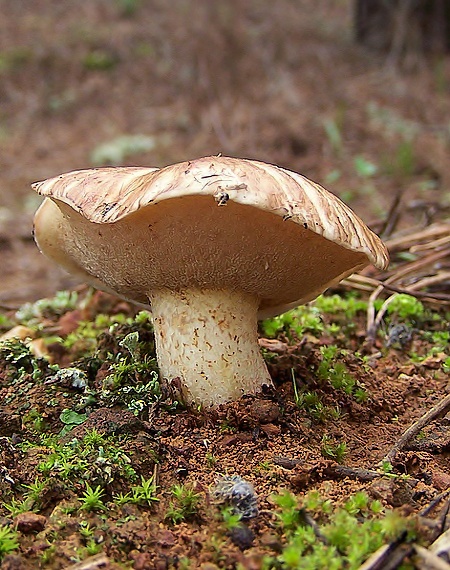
[
  {"x1": 229, "y1": 525, "x2": 255, "y2": 550},
  {"x1": 0, "y1": 413, "x2": 21, "y2": 436},
  {"x1": 14, "y1": 512, "x2": 46, "y2": 534},
  {"x1": 248, "y1": 400, "x2": 279, "y2": 424},
  {"x1": 56, "y1": 310, "x2": 82, "y2": 335},
  {"x1": 290, "y1": 468, "x2": 311, "y2": 489},
  {"x1": 0, "y1": 326, "x2": 35, "y2": 342},
  {"x1": 220, "y1": 433, "x2": 253, "y2": 447},
  {"x1": 213, "y1": 475, "x2": 258, "y2": 518},
  {"x1": 432, "y1": 469, "x2": 450, "y2": 491},
  {"x1": 260, "y1": 423, "x2": 281, "y2": 437},
  {"x1": 391, "y1": 482, "x2": 414, "y2": 507},
  {"x1": 369, "y1": 478, "x2": 395, "y2": 505},
  {"x1": 157, "y1": 529, "x2": 176, "y2": 547},
  {"x1": 0, "y1": 554, "x2": 33, "y2": 570},
  {"x1": 67, "y1": 407, "x2": 149, "y2": 441},
  {"x1": 154, "y1": 559, "x2": 168, "y2": 570},
  {"x1": 239, "y1": 554, "x2": 266, "y2": 570},
  {"x1": 130, "y1": 551, "x2": 153, "y2": 570},
  {"x1": 260, "y1": 532, "x2": 282, "y2": 552}
]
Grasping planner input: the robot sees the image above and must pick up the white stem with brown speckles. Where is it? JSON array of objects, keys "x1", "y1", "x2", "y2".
[{"x1": 149, "y1": 288, "x2": 273, "y2": 407}]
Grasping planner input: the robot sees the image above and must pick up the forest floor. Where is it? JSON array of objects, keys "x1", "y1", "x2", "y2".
[{"x1": 0, "y1": 275, "x2": 449, "y2": 570}]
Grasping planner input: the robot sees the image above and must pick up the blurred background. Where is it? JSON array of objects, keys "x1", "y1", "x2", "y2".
[{"x1": 1, "y1": 0, "x2": 449, "y2": 305}]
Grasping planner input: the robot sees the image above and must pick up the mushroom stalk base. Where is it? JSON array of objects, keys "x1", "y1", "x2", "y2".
[{"x1": 149, "y1": 288, "x2": 273, "y2": 407}]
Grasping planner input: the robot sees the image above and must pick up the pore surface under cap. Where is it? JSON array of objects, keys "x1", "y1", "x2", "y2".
[{"x1": 33, "y1": 156, "x2": 389, "y2": 317}]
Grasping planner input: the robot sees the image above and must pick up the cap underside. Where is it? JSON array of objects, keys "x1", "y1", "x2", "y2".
[{"x1": 38, "y1": 194, "x2": 369, "y2": 318}]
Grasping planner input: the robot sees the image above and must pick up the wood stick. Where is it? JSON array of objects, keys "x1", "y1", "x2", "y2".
[
  {"x1": 383, "y1": 393, "x2": 450, "y2": 465},
  {"x1": 414, "y1": 545, "x2": 450, "y2": 570},
  {"x1": 382, "y1": 283, "x2": 450, "y2": 303}
]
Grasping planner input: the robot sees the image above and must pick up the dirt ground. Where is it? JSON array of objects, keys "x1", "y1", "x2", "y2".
[{"x1": 0, "y1": 1, "x2": 450, "y2": 569}]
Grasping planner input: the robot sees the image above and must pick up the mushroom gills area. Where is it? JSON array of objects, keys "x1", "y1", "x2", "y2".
[{"x1": 149, "y1": 288, "x2": 272, "y2": 406}]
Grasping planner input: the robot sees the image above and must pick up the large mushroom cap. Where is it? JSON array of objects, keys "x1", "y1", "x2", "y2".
[{"x1": 33, "y1": 156, "x2": 388, "y2": 319}]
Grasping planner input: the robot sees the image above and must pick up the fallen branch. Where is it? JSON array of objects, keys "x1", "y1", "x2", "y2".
[
  {"x1": 272, "y1": 457, "x2": 419, "y2": 485},
  {"x1": 420, "y1": 490, "x2": 450, "y2": 517},
  {"x1": 383, "y1": 393, "x2": 450, "y2": 465},
  {"x1": 64, "y1": 554, "x2": 110, "y2": 570},
  {"x1": 414, "y1": 544, "x2": 450, "y2": 570},
  {"x1": 382, "y1": 281, "x2": 450, "y2": 302},
  {"x1": 358, "y1": 532, "x2": 412, "y2": 570}
]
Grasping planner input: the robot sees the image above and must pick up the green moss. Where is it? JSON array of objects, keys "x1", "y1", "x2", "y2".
[
  {"x1": 16, "y1": 291, "x2": 78, "y2": 326},
  {"x1": 261, "y1": 294, "x2": 369, "y2": 342},
  {"x1": 386, "y1": 294, "x2": 424, "y2": 321},
  {"x1": 62, "y1": 313, "x2": 131, "y2": 357},
  {"x1": 261, "y1": 305, "x2": 324, "y2": 340},
  {"x1": 267, "y1": 490, "x2": 415, "y2": 570},
  {"x1": 32, "y1": 429, "x2": 137, "y2": 487},
  {"x1": 320, "y1": 435, "x2": 347, "y2": 464},
  {"x1": 165, "y1": 484, "x2": 201, "y2": 524},
  {"x1": 0, "y1": 525, "x2": 19, "y2": 560}
]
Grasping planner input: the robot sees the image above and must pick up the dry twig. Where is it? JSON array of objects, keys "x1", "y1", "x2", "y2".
[
  {"x1": 383, "y1": 393, "x2": 450, "y2": 465},
  {"x1": 357, "y1": 532, "x2": 412, "y2": 570},
  {"x1": 64, "y1": 554, "x2": 110, "y2": 570},
  {"x1": 414, "y1": 544, "x2": 450, "y2": 570},
  {"x1": 340, "y1": 219, "x2": 450, "y2": 340},
  {"x1": 420, "y1": 490, "x2": 450, "y2": 518}
]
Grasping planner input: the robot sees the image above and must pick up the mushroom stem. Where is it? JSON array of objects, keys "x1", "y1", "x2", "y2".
[{"x1": 149, "y1": 288, "x2": 273, "y2": 407}]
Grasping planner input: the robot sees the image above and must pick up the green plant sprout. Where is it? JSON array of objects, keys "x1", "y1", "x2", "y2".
[
  {"x1": 220, "y1": 505, "x2": 243, "y2": 531},
  {"x1": 261, "y1": 294, "x2": 370, "y2": 343},
  {"x1": 40, "y1": 544, "x2": 56, "y2": 565},
  {"x1": 98, "y1": 331, "x2": 161, "y2": 416},
  {"x1": 354, "y1": 155, "x2": 378, "y2": 178},
  {"x1": 0, "y1": 525, "x2": 19, "y2": 560},
  {"x1": 318, "y1": 346, "x2": 368, "y2": 403},
  {"x1": 36, "y1": 429, "x2": 136, "y2": 485},
  {"x1": 323, "y1": 115, "x2": 344, "y2": 156},
  {"x1": 62, "y1": 313, "x2": 131, "y2": 357},
  {"x1": 78, "y1": 521, "x2": 95, "y2": 540},
  {"x1": 261, "y1": 305, "x2": 324, "y2": 340},
  {"x1": 16, "y1": 290, "x2": 78, "y2": 325},
  {"x1": 320, "y1": 435, "x2": 348, "y2": 464},
  {"x1": 85, "y1": 539, "x2": 102, "y2": 556},
  {"x1": 3, "y1": 497, "x2": 36, "y2": 517},
  {"x1": 383, "y1": 140, "x2": 416, "y2": 178},
  {"x1": 82, "y1": 49, "x2": 118, "y2": 72},
  {"x1": 79, "y1": 483, "x2": 107, "y2": 512},
  {"x1": 3, "y1": 476, "x2": 49, "y2": 516},
  {"x1": 206, "y1": 452, "x2": 218, "y2": 468},
  {"x1": 0, "y1": 338, "x2": 45, "y2": 382},
  {"x1": 22, "y1": 409, "x2": 47, "y2": 432},
  {"x1": 292, "y1": 370, "x2": 341, "y2": 422},
  {"x1": 267, "y1": 490, "x2": 414, "y2": 569},
  {"x1": 114, "y1": 476, "x2": 159, "y2": 507},
  {"x1": 59, "y1": 409, "x2": 87, "y2": 437},
  {"x1": 313, "y1": 294, "x2": 368, "y2": 318},
  {"x1": 165, "y1": 484, "x2": 201, "y2": 524},
  {"x1": 385, "y1": 294, "x2": 424, "y2": 321}
]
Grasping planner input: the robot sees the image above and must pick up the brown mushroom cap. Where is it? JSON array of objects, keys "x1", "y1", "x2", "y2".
[{"x1": 33, "y1": 156, "x2": 389, "y2": 318}]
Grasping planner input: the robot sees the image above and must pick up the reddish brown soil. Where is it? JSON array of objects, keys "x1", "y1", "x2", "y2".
[{"x1": 0, "y1": 288, "x2": 448, "y2": 569}]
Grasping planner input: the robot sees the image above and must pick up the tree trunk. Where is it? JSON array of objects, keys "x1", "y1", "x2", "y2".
[{"x1": 355, "y1": 0, "x2": 450, "y2": 54}]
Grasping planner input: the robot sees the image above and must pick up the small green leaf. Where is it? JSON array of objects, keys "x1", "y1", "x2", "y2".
[
  {"x1": 354, "y1": 155, "x2": 378, "y2": 178},
  {"x1": 59, "y1": 409, "x2": 87, "y2": 426}
]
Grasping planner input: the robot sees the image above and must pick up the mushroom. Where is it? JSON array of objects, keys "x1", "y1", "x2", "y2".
[{"x1": 32, "y1": 156, "x2": 389, "y2": 407}]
